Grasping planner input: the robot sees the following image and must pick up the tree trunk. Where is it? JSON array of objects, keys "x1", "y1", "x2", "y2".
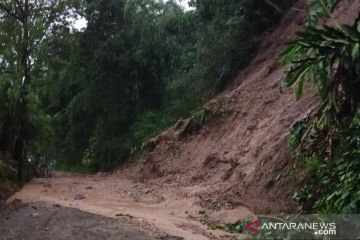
[
  {"x1": 0, "y1": 0, "x2": 31, "y2": 181},
  {"x1": 15, "y1": 0, "x2": 30, "y2": 181}
]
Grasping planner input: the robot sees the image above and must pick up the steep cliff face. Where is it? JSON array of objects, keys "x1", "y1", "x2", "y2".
[{"x1": 121, "y1": 0, "x2": 360, "y2": 213}]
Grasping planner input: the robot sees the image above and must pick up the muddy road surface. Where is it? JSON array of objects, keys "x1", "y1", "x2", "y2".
[
  {"x1": 0, "y1": 201, "x2": 157, "y2": 240},
  {"x1": 1, "y1": 172, "x2": 252, "y2": 240}
]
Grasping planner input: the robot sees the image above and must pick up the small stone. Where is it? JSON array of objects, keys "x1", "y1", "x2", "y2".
[
  {"x1": 31, "y1": 213, "x2": 39, "y2": 218},
  {"x1": 85, "y1": 186, "x2": 93, "y2": 190},
  {"x1": 74, "y1": 194, "x2": 86, "y2": 200}
]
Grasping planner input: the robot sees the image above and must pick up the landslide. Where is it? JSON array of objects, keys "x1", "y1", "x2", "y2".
[{"x1": 121, "y1": 0, "x2": 360, "y2": 213}]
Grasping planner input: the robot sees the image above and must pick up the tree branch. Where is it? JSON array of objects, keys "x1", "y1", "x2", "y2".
[
  {"x1": 0, "y1": 2, "x2": 22, "y2": 22},
  {"x1": 264, "y1": 0, "x2": 283, "y2": 14},
  {"x1": 15, "y1": 0, "x2": 25, "y2": 17},
  {"x1": 292, "y1": 7, "x2": 306, "y2": 13}
]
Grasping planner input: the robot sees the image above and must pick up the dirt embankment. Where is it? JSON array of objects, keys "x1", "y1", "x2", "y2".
[
  {"x1": 122, "y1": 1, "x2": 313, "y2": 214},
  {"x1": 121, "y1": 0, "x2": 360, "y2": 213}
]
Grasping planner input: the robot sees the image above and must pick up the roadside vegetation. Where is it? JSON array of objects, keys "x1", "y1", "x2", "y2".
[
  {"x1": 284, "y1": 0, "x2": 360, "y2": 213},
  {"x1": 0, "y1": 159, "x2": 17, "y2": 198}
]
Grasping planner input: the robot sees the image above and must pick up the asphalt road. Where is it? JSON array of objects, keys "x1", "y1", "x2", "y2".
[{"x1": 0, "y1": 201, "x2": 182, "y2": 240}]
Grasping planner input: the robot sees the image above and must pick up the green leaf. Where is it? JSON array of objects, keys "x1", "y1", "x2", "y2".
[
  {"x1": 352, "y1": 43, "x2": 360, "y2": 60},
  {"x1": 296, "y1": 73, "x2": 306, "y2": 99}
]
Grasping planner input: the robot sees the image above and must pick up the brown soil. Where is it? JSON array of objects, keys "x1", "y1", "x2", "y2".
[
  {"x1": 8, "y1": 173, "x2": 251, "y2": 239},
  {"x1": 128, "y1": 0, "x2": 360, "y2": 212},
  {"x1": 120, "y1": 0, "x2": 360, "y2": 214}
]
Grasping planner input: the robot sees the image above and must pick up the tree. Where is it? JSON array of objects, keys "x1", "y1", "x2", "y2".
[
  {"x1": 282, "y1": 0, "x2": 360, "y2": 159},
  {"x1": 0, "y1": 0, "x2": 79, "y2": 180},
  {"x1": 44, "y1": 0, "x2": 296, "y2": 171},
  {"x1": 188, "y1": 0, "x2": 293, "y2": 91}
]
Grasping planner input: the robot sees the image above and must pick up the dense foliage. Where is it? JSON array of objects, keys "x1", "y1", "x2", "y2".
[
  {"x1": 0, "y1": 0, "x2": 80, "y2": 179},
  {"x1": 0, "y1": 0, "x2": 292, "y2": 176},
  {"x1": 284, "y1": 0, "x2": 360, "y2": 213},
  {"x1": 25, "y1": 0, "x2": 290, "y2": 171}
]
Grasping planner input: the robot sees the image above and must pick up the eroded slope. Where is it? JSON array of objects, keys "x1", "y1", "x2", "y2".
[{"x1": 123, "y1": 0, "x2": 360, "y2": 213}]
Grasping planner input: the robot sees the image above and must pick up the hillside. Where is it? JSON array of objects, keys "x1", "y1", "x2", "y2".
[{"x1": 120, "y1": 0, "x2": 360, "y2": 213}]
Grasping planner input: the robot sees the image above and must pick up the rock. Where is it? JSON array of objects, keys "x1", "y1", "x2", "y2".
[
  {"x1": 74, "y1": 194, "x2": 86, "y2": 200},
  {"x1": 115, "y1": 213, "x2": 134, "y2": 219},
  {"x1": 85, "y1": 186, "x2": 93, "y2": 190},
  {"x1": 31, "y1": 213, "x2": 39, "y2": 218},
  {"x1": 159, "y1": 236, "x2": 184, "y2": 240}
]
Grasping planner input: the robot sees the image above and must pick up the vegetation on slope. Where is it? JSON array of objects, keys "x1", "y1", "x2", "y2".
[
  {"x1": 284, "y1": 0, "x2": 360, "y2": 213},
  {"x1": 0, "y1": 159, "x2": 17, "y2": 199}
]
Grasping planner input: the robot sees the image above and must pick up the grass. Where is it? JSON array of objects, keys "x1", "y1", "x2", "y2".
[{"x1": 54, "y1": 162, "x2": 93, "y2": 174}]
